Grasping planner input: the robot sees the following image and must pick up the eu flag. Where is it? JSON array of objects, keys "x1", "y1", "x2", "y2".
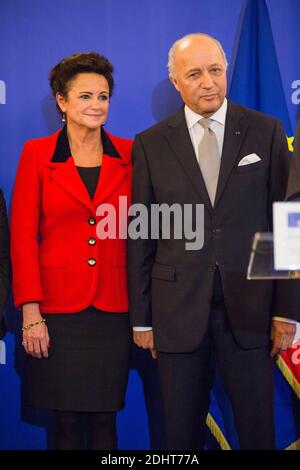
[
  {"x1": 229, "y1": 0, "x2": 293, "y2": 137},
  {"x1": 207, "y1": 0, "x2": 300, "y2": 450}
]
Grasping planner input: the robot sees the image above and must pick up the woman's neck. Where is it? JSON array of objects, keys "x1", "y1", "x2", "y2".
[{"x1": 67, "y1": 124, "x2": 103, "y2": 167}]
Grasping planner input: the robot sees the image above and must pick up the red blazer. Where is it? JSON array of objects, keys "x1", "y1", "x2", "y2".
[{"x1": 11, "y1": 128, "x2": 132, "y2": 313}]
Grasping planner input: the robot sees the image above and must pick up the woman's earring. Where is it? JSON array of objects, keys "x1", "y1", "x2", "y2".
[{"x1": 62, "y1": 112, "x2": 66, "y2": 124}]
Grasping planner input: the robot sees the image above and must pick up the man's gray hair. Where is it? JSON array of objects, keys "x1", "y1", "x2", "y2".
[{"x1": 168, "y1": 33, "x2": 228, "y2": 78}]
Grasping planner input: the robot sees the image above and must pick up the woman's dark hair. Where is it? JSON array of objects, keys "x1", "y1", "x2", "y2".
[{"x1": 49, "y1": 52, "x2": 114, "y2": 115}]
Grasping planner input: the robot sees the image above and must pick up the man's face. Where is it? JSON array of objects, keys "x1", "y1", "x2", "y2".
[{"x1": 170, "y1": 37, "x2": 227, "y2": 117}]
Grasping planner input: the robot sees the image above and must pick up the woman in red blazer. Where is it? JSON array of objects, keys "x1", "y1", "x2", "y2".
[{"x1": 11, "y1": 52, "x2": 132, "y2": 450}]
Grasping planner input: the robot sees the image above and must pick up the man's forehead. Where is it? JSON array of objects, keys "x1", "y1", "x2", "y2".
[
  {"x1": 178, "y1": 37, "x2": 218, "y2": 52},
  {"x1": 176, "y1": 40, "x2": 222, "y2": 60},
  {"x1": 177, "y1": 51, "x2": 224, "y2": 66}
]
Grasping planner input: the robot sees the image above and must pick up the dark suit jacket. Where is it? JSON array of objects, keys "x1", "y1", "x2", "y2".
[
  {"x1": 0, "y1": 188, "x2": 11, "y2": 338},
  {"x1": 128, "y1": 101, "x2": 300, "y2": 353},
  {"x1": 286, "y1": 120, "x2": 300, "y2": 200}
]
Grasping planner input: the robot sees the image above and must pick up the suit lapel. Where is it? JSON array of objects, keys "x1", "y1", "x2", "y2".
[
  {"x1": 214, "y1": 102, "x2": 247, "y2": 208},
  {"x1": 166, "y1": 109, "x2": 212, "y2": 211}
]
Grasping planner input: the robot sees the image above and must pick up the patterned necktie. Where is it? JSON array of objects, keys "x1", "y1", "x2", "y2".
[{"x1": 198, "y1": 117, "x2": 221, "y2": 206}]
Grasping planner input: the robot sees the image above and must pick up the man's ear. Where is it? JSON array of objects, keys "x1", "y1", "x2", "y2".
[{"x1": 169, "y1": 74, "x2": 180, "y2": 93}]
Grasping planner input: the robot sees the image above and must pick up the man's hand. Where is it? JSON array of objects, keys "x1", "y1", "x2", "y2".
[
  {"x1": 270, "y1": 319, "x2": 296, "y2": 357},
  {"x1": 133, "y1": 330, "x2": 157, "y2": 359}
]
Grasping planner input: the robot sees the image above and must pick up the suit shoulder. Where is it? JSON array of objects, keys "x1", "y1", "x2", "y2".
[
  {"x1": 0, "y1": 188, "x2": 7, "y2": 213},
  {"x1": 106, "y1": 132, "x2": 133, "y2": 163},
  {"x1": 135, "y1": 110, "x2": 182, "y2": 140},
  {"x1": 107, "y1": 133, "x2": 133, "y2": 149},
  {"x1": 22, "y1": 130, "x2": 60, "y2": 151},
  {"x1": 229, "y1": 101, "x2": 282, "y2": 128},
  {"x1": 17, "y1": 131, "x2": 62, "y2": 170}
]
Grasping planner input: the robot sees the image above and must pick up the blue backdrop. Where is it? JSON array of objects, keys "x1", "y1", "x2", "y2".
[{"x1": 1, "y1": 0, "x2": 300, "y2": 450}]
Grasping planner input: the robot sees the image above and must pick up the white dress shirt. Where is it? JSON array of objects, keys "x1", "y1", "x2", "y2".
[{"x1": 185, "y1": 97, "x2": 227, "y2": 159}]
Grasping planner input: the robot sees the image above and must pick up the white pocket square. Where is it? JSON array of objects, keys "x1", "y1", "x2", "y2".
[{"x1": 238, "y1": 153, "x2": 261, "y2": 166}]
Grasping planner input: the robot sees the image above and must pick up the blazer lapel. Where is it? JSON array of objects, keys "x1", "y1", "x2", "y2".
[
  {"x1": 166, "y1": 109, "x2": 212, "y2": 211},
  {"x1": 92, "y1": 132, "x2": 129, "y2": 207},
  {"x1": 214, "y1": 102, "x2": 248, "y2": 208},
  {"x1": 46, "y1": 157, "x2": 95, "y2": 212},
  {"x1": 92, "y1": 155, "x2": 127, "y2": 207},
  {"x1": 44, "y1": 127, "x2": 129, "y2": 212}
]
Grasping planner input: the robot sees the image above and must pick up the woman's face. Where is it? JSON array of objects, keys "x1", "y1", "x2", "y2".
[{"x1": 56, "y1": 72, "x2": 110, "y2": 130}]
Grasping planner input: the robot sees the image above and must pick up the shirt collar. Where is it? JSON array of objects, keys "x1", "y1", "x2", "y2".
[
  {"x1": 184, "y1": 97, "x2": 228, "y2": 129},
  {"x1": 51, "y1": 125, "x2": 121, "y2": 163}
]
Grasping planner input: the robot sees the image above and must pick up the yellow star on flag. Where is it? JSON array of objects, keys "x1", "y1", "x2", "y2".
[{"x1": 287, "y1": 135, "x2": 295, "y2": 152}]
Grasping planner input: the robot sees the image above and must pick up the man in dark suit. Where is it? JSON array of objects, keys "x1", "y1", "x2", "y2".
[
  {"x1": 128, "y1": 33, "x2": 299, "y2": 450},
  {"x1": 0, "y1": 187, "x2": 11, "y2": 338},
  {"x1": 286, "y1": 120, "x2": 300, "y2": 201}
]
